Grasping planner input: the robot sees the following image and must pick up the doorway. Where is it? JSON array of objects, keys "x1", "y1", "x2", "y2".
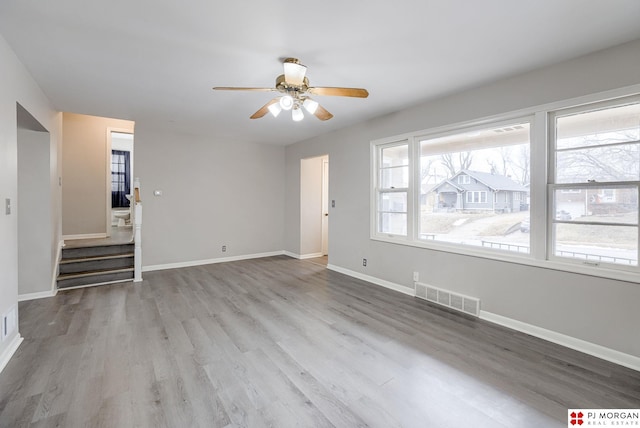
[
  {"x1": 107, "y1": 131, "x2": 134, "y2": 237},
  {"x1": 300, "y1": 155, "x2": 329, "y2": 261}
]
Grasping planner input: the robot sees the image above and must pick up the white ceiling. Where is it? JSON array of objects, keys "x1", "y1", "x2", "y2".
[{"x1": 1, "y1": 0, "x2": 639, "y2": 146}]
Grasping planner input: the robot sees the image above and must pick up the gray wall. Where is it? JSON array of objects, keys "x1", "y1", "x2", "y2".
[
  {"x1": 284, "y1": 39, "x2": 640, "y2": 359},
  {"x1": 0, "y1": 34, "x2": 60, "y2": 362},
  {"x1": 135, "y1": 126, "x2": 285, "y2": 268},
  {"x1": 17, "y1": 127, "x2": 52, "y2": 295}
]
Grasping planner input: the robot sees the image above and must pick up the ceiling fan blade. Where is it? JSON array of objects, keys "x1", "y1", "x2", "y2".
[
  {"x1": 283, "y1": 58, "x2": 307, "y2": 86},
  {"x1": 313, "y1": 104, "x2": 334, "y2": 121},
  {"x1": 308, "y1": 87, "x2": 369, "y2": 98},
  {"x1": 213, "y1": 87, "x2": 276, "y2": 92},
  {"x1": 250, "y1": 98, "x2": 279, "y2": 119}
]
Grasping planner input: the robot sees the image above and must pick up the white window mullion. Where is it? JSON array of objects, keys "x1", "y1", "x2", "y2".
[
  {"x1": 530, "y1": 111, "x2": 548, "y2": 261},
  {"x1": 409, "y1": 136, "x2": 420, "y2": 241}
]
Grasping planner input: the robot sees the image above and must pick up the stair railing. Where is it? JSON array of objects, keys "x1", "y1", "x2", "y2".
[{"x1": 132, "y1": 177, "x2": 143, "y2": 282}]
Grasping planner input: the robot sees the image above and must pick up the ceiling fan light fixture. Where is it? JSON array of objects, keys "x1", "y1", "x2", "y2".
[
  {"x1": 268, "y1": 102, "x2": 282, "y2": 117},
  {"x1": 283, "y1": 59, "x2": 307, "y2": 86},
  {"x1": 213, "y1": 57, "x2": 367, "y2": 122},
  {"x1": 279, "y1": 95, "x2": 294, "y2": 110},
  {"x1": 292, "y1": 106, "x2": 304, "y2": 122},
  {"x1": 303, "y1": 98, "x2": 319, "y2": 114}
]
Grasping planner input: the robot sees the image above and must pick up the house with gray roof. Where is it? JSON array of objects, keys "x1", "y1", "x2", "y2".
[{"x1": 428, "y1": 170, "x2": 529, "y2": 213}]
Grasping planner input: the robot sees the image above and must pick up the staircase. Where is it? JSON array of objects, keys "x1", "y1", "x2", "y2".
[{"x1": 57, "y1": 243, "x2": 135, "y2": 289}]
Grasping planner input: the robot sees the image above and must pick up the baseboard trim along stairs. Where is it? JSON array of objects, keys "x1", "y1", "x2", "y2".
[{"x1": 57, "y1": 243, "x2": 134, "y2": 289}]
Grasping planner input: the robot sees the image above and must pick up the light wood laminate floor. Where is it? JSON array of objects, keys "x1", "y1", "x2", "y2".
[{"x1": 1, "y1": 256, "x2": 638, "y2": 427}]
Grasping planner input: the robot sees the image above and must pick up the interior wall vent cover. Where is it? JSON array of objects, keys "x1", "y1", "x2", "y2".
[{"x1": 415, "y1": 282, "x2": 480, "y2": 317}]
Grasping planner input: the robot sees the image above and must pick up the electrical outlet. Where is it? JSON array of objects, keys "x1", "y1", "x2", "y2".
[
  {"x1": 362, "y1": 258, "x2": 367, "y2": 267},
  {"x1": 331, "y1": 200, "x2": 335, "y2": 208},
  {"x1": 413, "y1": 271, "x2": 419, "y2": 282},
  {"x1": 222, "y1": 245, "x2": 227, "y2": 252}
]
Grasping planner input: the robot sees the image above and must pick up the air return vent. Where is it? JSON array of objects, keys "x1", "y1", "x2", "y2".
[{"x1": 414, "y1": 282, "x2": 480, "y2": 317}]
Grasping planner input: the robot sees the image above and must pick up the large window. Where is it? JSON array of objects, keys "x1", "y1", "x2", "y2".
[
  {"x1": 375, "y1": 120, "x2": 532, "y2": 253},
  {"x1": 371, "y1": 91, "x2": 640, "y2": 280},
  {"x1": 550, "y1": 99, "x2": 640, "y2": 268}
]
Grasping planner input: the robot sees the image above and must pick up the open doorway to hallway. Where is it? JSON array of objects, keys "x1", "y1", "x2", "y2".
[
  {"x1": 300, "y1": 155, "x2": 329, "y2": 265},
  {"x1": 61, "y1": 113, "x2": 134, "y2": 241}
]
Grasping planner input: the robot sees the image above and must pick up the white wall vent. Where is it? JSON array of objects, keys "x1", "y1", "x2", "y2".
[
  {"x1": 414, "y1": 282, "x2": 480, "y2": 317},
  {"x1": 2, "y1": 305, "x2": 17, "y2": 341}
]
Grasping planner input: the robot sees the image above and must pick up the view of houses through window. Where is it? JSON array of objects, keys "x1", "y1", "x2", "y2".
[
  {"x1": 373, "y1": 93, "x2": 640, "y2": 276},
  {"x1": 551, "y1": 101, "x2": 639, "y2": 266},
  {"x1": 418, "y1": 122, "x2": 531, "y2": 253}
]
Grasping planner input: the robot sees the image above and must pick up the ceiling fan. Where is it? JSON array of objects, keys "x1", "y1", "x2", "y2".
[{"x1": 213, "y1": 58, "x2": 369, "y2": 121}]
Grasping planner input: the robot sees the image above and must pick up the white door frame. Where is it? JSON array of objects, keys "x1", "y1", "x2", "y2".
[{"x1": 321, "y1": 158, "x2": 329, "y2": 256}]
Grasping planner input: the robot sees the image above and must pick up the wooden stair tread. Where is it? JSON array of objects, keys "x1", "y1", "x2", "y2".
[
  {"x1": 60, "y1": 252, "x2": 134, "y2": 264},
  {"x1": 57, "y1": 267, "x2": 134, "y2": 280},
  {"x1": 63, "y1": 241, "x2": 134, "y2": 250}
]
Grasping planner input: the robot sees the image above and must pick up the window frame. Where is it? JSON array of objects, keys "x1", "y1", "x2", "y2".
[
  {"x1": 374, "y1": 140, "x2": 412, "y2": 239},
  {"x1": 547, "y1": 96, "x2": 640, "y2": 272},
  {"x1": 370, "y1": 84, "x2": 640, "y2": 284}
]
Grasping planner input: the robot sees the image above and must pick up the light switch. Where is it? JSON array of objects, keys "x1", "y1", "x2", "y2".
[{"x1": 5, "y1": 198, "x2": 10, "y2": 215}]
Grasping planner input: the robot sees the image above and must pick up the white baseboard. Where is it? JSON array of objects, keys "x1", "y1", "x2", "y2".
[
  {"x1": 326, "y1": 264, "x2": 415, "y2": 297},
  {"x1": 0, "y1": 333, "x2": 23, "y2": 374},
  {"x1": 18, "y1": 289, "x2": 57, "y2": 302},
  {"x1": 299, "y1": 252, "x2": 324, "y2": 260},
  {"x1": 480, "y1": 311, "x2": 640, "y2": 372},
  {"x1": 142, "y1": 251, "x2": 285, "y2": 272},
  {"x1": 63, "y1": 233, "x2": 107, "y2": 241},
  {"x1": 283, "y1": 252, "x2": 326, "y2": 260}
]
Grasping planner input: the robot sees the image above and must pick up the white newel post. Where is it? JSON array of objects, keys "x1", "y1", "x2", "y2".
[{"x1": 133, "y1": 178, "x2": 143, "y2": 282}]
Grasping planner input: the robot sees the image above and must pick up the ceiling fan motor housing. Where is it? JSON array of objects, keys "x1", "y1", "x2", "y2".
[{"x1": 275, "y1": 74, "x2": 309, "y2": 97}]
